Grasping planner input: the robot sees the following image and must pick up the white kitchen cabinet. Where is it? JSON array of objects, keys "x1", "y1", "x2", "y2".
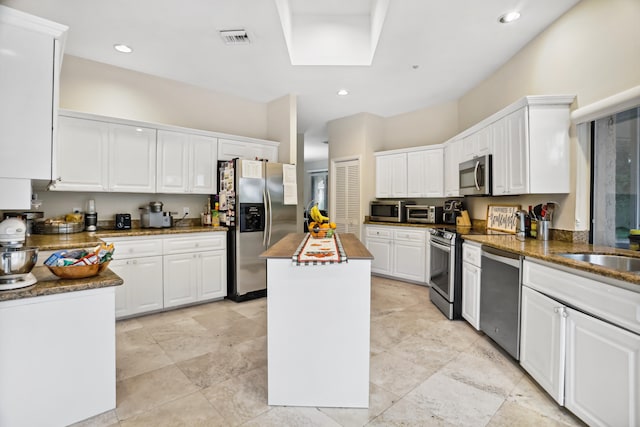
[
  {"x1": 460, "y1": 126, "x2": 492, "y2": 163},
  {"x1": 392, "y1": 229, "x2": 426, "y2": 282},
  {"x1": 365, "y1": 225, "x2": 428, "y2": 284},
  {"x1": 520, "y1": 285, "x2": 566, "y2": 404},
  {"x1": 443, "y1": 138, "x2": 462, "y2": 197},
  {"x1": 407, "y1": 147, "x2": 444, "y2": 198},
  {"x1": 109, "y1": 123, "x2": 157, "y2": 193},
  {"x1": 111, "y1": 256, "x2": 164, "y2": 319},
  {"x1": 565, "y1": 307, "x2": 640, "y2": 427},
  {"x1": 163, "y1": 233, "x2": 227, "y2": 308},
  {"x1": 365, "y1": 226, "x2": 393, "y2": 276},
  {"x1": 522, "y1": 259, "x2": 640, "y2": 426},
  {"x1": 0, "y1": 6, "x2": 67, "y2": 182},
  {"x1": 109, "y1": 237, "x2": 164, "y2": 319},
  {"x1": 54, "y1": 115, "x2": 157, "y2": 193},
  {"x1": 461, "y1": 242, "x2": 481, "y2": 330},
  {"x1": 217, "y1": 138, "x2": 278, "y2": 162},
  {"x1": 491, "y1": 98, "x2": 573, "y2": 195},
  {"x1": 375, "y1": 153, "x2": 407, "y2": 198},
  {"x1": 157, "y1": 130, "x2": 218, "y2": 194}
]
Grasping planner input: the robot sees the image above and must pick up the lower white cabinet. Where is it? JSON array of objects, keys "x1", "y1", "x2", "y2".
[
  {"x1": 461, "y1": 242, "x2": 481, "y2": 330},
  {"x1": 163, "y1": 233, "x2": 227, "y2": 308},
  {"x1": 565, "y1": 307, "x2": 640, "y2": 427},
  {"x1": 520, "y1": 285, "x2": 565, "y2": 404},
  {"x1": 521, "y1": 260, "x2": 640, "y2": 426},
  {"x1": 109, "y1": 232, "x2": 226, "y2": 318},
  {"x1": 111, "y1": 257, "x2": 164, "y2": 318},
  {"x1": 365, "y1": 225, "x2": 427, "y2": 284}
]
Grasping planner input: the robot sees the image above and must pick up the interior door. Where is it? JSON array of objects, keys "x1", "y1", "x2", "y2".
[{"x1": 332, "y1": 158, "x2": 360, "y2": 238}]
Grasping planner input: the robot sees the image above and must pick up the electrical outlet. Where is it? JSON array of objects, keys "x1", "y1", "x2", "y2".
[
  {"x1": 183, "y1": 207, "x2": 190, "y2": 216},
  {"x1": 73, "y1": 207, "x2": 81, "y2": 213}
]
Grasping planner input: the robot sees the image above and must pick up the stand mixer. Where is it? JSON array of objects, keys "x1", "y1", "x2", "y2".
[{"x1": 0, "y1": 217, "x2": 38, "y2": 291}]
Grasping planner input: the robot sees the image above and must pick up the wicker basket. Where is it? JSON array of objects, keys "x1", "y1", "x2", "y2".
[{"x1": 48, "y1": 261, "x2": 110, "y2": 279}]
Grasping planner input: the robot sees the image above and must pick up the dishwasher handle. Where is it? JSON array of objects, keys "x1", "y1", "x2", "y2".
[{"x1": 481, "y1": 246, "x2": 521, "y2": 268}]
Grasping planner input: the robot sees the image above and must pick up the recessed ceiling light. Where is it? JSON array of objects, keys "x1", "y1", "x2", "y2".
[
  {"x1": 337, "y1": 89, "x2": 349, "y2": 96},
  {"x1": 498, "y1": 11, "x2": 521, "y2": 24},
  {"x1": 113, "y1": 44, "x2": 133, "y2": 53}
]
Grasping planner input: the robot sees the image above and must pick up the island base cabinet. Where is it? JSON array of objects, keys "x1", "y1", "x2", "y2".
[
  {"x1": 0, "y1": 288, "x2": 115, "y2": 426},
  {"x1": 565, "y1": 307, "x2": 640, "y2": 427},
  {"x1": 267, "y1": 259, "x2": 370, "y2": 408}
]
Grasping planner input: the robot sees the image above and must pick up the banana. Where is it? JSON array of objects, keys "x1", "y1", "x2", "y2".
[{"x1": 310, "y1": 205, "x2": 329, "y2": 223}]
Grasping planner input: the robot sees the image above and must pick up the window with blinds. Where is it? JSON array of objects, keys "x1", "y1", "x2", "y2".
[{"x1": 333, "y1": 159, "x2": 360, "y2": 238}]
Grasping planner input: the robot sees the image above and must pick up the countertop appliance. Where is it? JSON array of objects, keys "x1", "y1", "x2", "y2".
[
  {"x1": 370, "y1": 200, "x2": 412, "y2": 223},
  {"x1": 139, "y1": 202, "x2": 172, "y2": 228},
  {"x1": 442, "y1": 199, "x2": 463, "y2": 224},
  {"x1": 480, "y1": 246, "x2": 522, "y2": 359},
  {"x1": 115, "y1": 213, "x2": 132, "y2": 230},
  {"x1": 459, "y1": 155, "x2": 492, "y2": 196},
  {"x1": 2, "y1": 211, "x2": 43, "y2": 236},
  {"x1": 0, "y1": 218, "x2": 38, "y2": 291},
  {"x1": 218, "y1": 159, "x2": 297, "y2": 301},
  {"x1": 428, "y1": 227, "x2": 462, "y2": 319},
  {"x1": 406, "y1": 205, "x2": 443, "y2": 224}
]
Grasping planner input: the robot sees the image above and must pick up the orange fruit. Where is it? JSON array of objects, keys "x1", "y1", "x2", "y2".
[
  {"x1": 320, "y1": 223, "x2": 330, "y2": 229},
  {"x1": 329, "y1": 222, "x2": 337, "y2": 229},
  {"x1": 309, "y1": 221, "x2": 316, "y2": 229}
]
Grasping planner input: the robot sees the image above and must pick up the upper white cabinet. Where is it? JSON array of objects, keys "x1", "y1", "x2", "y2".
[
  {"x1": 460, "y1": 126, "x2": 491, "y2": 163},
  {"x1": 218, "y1": 138, "x2": 278, "y2": 162},
  {"x1": 157, "y1": 130, "x2": 218, "y2": 194},
  {"x1": 490, "y1": 97, "x2": 574, "y2": 195},
  {"x1": 443, "y1": 138, "x2": 462, "y2": 197},
  {"x1": 375, "y1": 153, "x2": 407, "y2": 198},
  {"x1": 375, "y1": 145, "x2": 443, "y2": 198},
  {"x1": 53, "y1": 115, "x2": 156, "y2": 193},
  {"x1": 407, "y1": 147, "x2": 444, "y2": 198},
  {"x1": 0, "y1": 6, "x2": 67, "y2": 181}
]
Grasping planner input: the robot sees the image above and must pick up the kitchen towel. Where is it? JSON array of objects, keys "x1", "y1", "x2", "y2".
[{"x1": 293, "y1": 233, "x2": 347, "y2": 266}]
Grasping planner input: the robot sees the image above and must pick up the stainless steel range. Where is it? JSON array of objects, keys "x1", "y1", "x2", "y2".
[{"x1": 428, "y1": 227, "x2": 462, "y2": 319}]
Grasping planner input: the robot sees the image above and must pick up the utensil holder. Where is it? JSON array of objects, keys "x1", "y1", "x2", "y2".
[{"x1": 537, "y1": 220, "x2": 550, "y2": 241}]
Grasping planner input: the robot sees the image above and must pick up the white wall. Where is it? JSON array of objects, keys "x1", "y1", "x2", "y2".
[
  {"x1": 267, "y1": 94, "x2": 297, "y2": 164},
  {"x1": 383, "y1": 100, "x2": 459, "y2": 149}
]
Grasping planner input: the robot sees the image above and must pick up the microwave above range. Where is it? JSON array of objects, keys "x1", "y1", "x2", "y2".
[
  {"x1": 459, "y1": 154, "x2": 492, "y2": 196},
  {"x1": 370, "y1": 200, "x2": 414, "y2": 223}
]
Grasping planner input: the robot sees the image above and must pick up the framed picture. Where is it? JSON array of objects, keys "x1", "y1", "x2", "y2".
[{"x1": 486, "y1": 204, "x2": 521, "y2": 233}]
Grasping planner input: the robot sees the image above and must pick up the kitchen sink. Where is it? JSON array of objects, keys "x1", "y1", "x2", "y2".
[{"x1": 555, "y1": 253, "x2": 640, "y2": 273}]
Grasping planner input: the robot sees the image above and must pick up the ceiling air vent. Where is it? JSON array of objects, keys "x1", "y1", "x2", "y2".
[{"x1": 219, "y1": 29, "x2": 251, "y2": 45}]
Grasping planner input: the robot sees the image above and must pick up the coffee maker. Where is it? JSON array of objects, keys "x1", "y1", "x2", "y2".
[
  {"x1": 442, "y1": 200, "x2": 463, "y2": 224},
  {"x1": 139, "y1": 201, "x2": 173, "y2": 228}
]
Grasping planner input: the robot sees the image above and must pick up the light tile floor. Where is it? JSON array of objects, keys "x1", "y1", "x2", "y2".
[{"x1": 74, "y1": 276, "x2": 584, "y2": 426}]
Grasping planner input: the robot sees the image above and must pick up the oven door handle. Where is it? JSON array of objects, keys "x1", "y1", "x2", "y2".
[{"x1": 430, "y1": 239, "x2": 451, "y2": 253}]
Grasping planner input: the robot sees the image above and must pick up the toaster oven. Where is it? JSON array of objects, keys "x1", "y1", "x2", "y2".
[
  {"x1": 370, "y1": 200, "x2": 411, "y2": 222},
  {"x1": 406, "y1": 205, "x2": 443, "y2": 224}
]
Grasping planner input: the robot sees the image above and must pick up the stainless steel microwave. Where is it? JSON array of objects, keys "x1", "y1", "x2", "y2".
[
  {"x1": 459, "y1": 155, "x2": 492, "y2": 196},
  {"x1": 370, "y1": 200, "x2": 410, "y2": 222}
]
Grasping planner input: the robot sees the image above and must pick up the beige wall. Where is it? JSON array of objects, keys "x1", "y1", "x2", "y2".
[
  {"x1": 267, "y1": 94, "x2": 297, "y2": 163},
  {"x1": 383, "y1": 100, "x2": 459, "y2": 149},
  {"x1": 458, "y1": 0, "x2": 640, "y2": 231},
  {"x1": 60, "y1": 55, "x2": 270, "y2": 138}
]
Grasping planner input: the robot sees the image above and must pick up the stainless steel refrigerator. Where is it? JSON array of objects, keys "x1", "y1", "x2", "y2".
[{"x1": 218, "y1": 159, "x2": 297, "y2": 301}]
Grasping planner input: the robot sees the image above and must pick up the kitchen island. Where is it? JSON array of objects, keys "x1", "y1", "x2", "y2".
[
  {"x1": 261, "y1": 233, "x2": 373, "y2": 408},
  {"x1": 0, "y1": 267, "x2": 123, "y2": 426}
]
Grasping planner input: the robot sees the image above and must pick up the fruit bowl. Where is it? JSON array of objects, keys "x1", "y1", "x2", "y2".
[{"x1": 310, "y1": 226, "x2": 334, "y2": 239}]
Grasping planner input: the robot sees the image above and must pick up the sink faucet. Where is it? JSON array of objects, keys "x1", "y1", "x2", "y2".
[{"x1": 514, "y1": 210, "x2": 528, "y2": 241}]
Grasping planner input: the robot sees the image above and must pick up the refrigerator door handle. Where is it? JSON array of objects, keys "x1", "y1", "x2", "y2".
[
  {"x1": 262, "y1": 187, "x2": 268, "y2": 247},
  {"x1": 266, "y1": 188, "x2": 273, "y2": 247}
]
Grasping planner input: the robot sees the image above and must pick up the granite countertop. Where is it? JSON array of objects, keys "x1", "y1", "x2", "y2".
[
  {"x1": 27, "y1": 226, "x2": 228, "y2": 251},
  {"x1": 261, "y1": 233, "x2": 374, "y2": 259},
  {"x1": 0, "y1": 266, "x2": 123, "y2": 303},
  {"x1": 462, "y1": 234, "x2": 640, "y2": 289}
]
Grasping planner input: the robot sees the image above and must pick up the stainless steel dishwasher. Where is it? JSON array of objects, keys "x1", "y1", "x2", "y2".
[{"x1": 480, "y1": 246, "x2": 522, "y2": 360}]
